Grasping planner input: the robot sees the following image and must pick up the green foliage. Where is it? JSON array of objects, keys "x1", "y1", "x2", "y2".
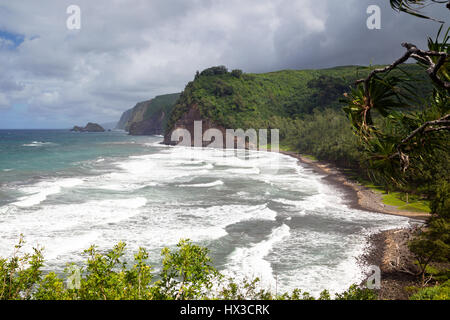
[
  {"x1": 343, "y1": 28, "x2": 449, "y2": 195},
  {"x1": 409, "y1": 181, "x2": 450, "y2": 283},
  {"x1": 156, "y1": 239, "x2": 219, "y2": 300},
  {"x1": 231, "y1": 69, "x2": 243, "y2": 78},
  {"x1": 0, "y1": 235, "x2": 44, "y2": 300},
  {"x1": 334, "y1": 284, "x2": 378, "y2": 300},
  {"x1": 341, "y1": 26, "x2": 449, "y2": 289},
  {"x1": 217, "y1": 277, "x2": 274, "y2": 300},
  {"x1": 0, "y1": 238, "x2": 382, "y2": 300},
  {"x1": 303, "y1": 75, "x2": 348, "y2": 114},
  {"x1": 200, "y1": 66, "x2": 229, "y2": 77},
  {"x1": 431, "y1": 179, "x2": 450, "y2": 219},
  {"x1": 284, "y1": 109, "x2": 361, "y2": 168},
  {"x1": 142, "y1": 93, "x2": 181, "y2": 130},
  {"x1": 410, "y1": 280, "x2": 450, "y2": 300}
]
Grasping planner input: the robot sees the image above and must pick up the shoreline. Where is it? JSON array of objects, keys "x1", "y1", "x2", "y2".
[
  {"x1": 280, "y1": 151, "x2": 430, "y2": 221},
  {"x1": 358, "y1": 227, "x2": 422, "y2": 299},
  {"x1": 281, "y1": 151, "x2": 426, "y2": 299}
]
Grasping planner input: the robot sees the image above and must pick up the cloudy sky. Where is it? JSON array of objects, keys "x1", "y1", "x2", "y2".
[{"x1": 0, "y1": 0, "x2": 447, "y2": 128}]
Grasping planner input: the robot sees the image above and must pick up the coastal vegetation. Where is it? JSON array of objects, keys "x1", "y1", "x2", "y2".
[
  {"x1": 166, "y1": 64, "x2": 432, "y2": 135},
  {"x1": 344, "y1": 0, "x2": 449, "y2": 297},
  {"x1": 2, "y1": 235, "x2": 448, "y2": 300}
]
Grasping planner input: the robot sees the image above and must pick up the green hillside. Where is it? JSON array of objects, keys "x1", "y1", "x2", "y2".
[
  {"x1": 122, "y1": 93, "x2": 180, "y2": 134},
  {"x1": 142, "y1": 93, "x2": 181, "y2": 130},
  {"x1": 166, "y1": 64, "x2": 432, "y2": 133}
]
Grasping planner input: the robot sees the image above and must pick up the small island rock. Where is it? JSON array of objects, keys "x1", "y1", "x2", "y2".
[{"x1": 71, "y1": 123, "x2": 105, "y2": 132}]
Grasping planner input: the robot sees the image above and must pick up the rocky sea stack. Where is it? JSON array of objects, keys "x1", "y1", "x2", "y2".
[{"x1": 71, "y1": 122, "x2": 105, "y2": 132}]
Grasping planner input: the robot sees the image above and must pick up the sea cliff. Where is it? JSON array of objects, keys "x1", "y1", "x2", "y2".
[{"x1": 117, "y1": 93, "x2": 180, "y2": 136}]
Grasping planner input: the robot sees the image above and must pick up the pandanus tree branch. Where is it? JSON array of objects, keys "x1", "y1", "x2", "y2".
[
  {"x1": 353, "y1": 41, "x2": 449, "y2": 171},
  {"x1": 389, "y1": 0, "x2": 450, "y2": 23},
  {"x1": 390, "y1": 114, "x2": 450, "y2": 171},
  {"x1": 353, "y1": 42, "x2": 448, "y2": 143},
  {"x1": 356, "y1": 42, "x2": 449, "y2": 103}
]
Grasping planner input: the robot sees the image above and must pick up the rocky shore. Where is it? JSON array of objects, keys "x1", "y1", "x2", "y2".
[{"x1": 360, "y1": 228, "x2": 422, "y2": 300}]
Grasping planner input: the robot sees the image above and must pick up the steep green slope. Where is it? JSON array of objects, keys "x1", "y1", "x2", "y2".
[
  {"x1": 166, "y1": 64, "x2": 432, "y2": 134},
  {"x1": 141, "y1": 93, "x2": 181, "y2": 130},
  {"x1": 115, "y1": 108, "x2": 133, "y2": 130},
  {"x1": 120, "y1": 93, "x2": 180, "y2": 135}
]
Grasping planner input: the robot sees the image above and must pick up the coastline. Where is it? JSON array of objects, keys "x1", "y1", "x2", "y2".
[
  {"x1": 359, "y1": 228, "x2": 422, "y2": 299},
  {"x1": 280, "y1": 151, "x2": 426, "y2": 299},
  {"x1": 280, "y1": 151, "x2": 430, "y2": 221}
]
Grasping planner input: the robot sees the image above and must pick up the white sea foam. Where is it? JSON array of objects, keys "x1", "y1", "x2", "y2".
[
  {"x1": 179, "y1": 180, "x2": 224, "y2": 188},
  {"x1": 225, "y1": 168, "x2": 261, "y2": 175},
  {"x1": 12, "y1": 178, "x2": 84, "y2": 207},
  {"x1": 272, "y1": 198, "x2": 304, "y2": 207},
  {"x1": 177, "y1": 204, "x2": 277, "y2": 227},
  {"x1": 224, "y1": 224, "x2": 291, "y2": 290},
  {"x1": 22, "y1": 141, "x2": 56, "y2": 147},
  {"x1": 0, "y1": 197, "x2": 148, "y2": 234}
]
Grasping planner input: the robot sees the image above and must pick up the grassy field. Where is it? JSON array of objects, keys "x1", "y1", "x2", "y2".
[
  {"x1": 361, "y1": 180, "x2": 430, "y2": 213},
  {"x1": 341, "y1": 170, "x2": 431, "y2": 213}
]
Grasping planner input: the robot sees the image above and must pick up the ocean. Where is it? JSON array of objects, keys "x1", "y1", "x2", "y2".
[{"x1": 0, "y1": 129, "x2": 415, "y2": 295}]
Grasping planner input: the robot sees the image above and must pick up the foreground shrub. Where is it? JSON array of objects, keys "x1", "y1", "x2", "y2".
[
  {"x1": 410, "y1": 280, "x2": 450, "y2": 300},
  {"x1": 0, "y1": 236, "x2": 396, "y2": 300}
]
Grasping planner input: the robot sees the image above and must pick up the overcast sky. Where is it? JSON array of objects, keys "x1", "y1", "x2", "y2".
[{"x1": 0, "y1": 0, "x2": 447, "y2": 128}]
